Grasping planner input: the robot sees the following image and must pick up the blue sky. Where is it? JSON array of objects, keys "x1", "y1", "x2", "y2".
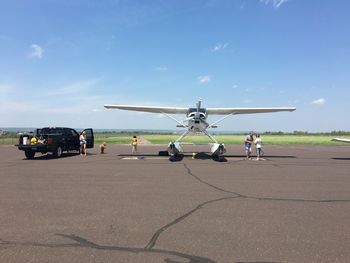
[{"x1": 0, "y1": 0, "x2": 349, "y2": 132}]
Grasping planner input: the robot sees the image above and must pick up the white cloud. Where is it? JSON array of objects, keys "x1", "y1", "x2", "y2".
[
  {"x1": 232, "y1": 84, "x2": 238, "y2": 89},
  {"x1": 211, "y1": 42, "x2": 229, "y2": 52},
  {"x1": 198, "y1": 75, "x2": 211, "y2": 84},
  {"x1": 155, "y1": 66, "x2": 168, "y2": 71},
  {"x1": 28, "y1": 44, "x2": 44, "y2": 59},
  {"x1": 311, "y1": 98, "x2": 326, "y2": 106},
  {"x1": 260, "y1": 0, "x2": 288, "y2": 8}
]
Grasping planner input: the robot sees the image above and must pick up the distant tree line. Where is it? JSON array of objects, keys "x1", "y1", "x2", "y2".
[
  {"x1": 263, "y1": 130, "x2": 350, "y2": 136},
  {"x1": 96, "y1": 130, "x2": 176, "y2": 135}
]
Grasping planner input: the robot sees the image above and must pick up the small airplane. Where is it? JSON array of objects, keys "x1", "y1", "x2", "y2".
[
  {"x1": 332, "y1": 138, "x2": 350, "y2": 143},
  {"x1": 104, "y1": 100, "x2": 296, "y2": 161}
]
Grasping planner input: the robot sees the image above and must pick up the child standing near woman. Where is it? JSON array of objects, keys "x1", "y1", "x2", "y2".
[{"x1": 254, "y1": 134, "x2": 263, "y2": 160}]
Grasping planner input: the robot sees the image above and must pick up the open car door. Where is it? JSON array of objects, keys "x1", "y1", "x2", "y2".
[{"x1": 83, "y1": 128, "x2": 94, "y2": 148}]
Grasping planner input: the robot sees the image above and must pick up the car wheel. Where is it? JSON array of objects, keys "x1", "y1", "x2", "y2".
[
  {"x1": 25, "y1": 150, "x2": 35, "y2": 159},
  {"x1": 54, "y1": 146, "x2": 63, "y2": 158}
]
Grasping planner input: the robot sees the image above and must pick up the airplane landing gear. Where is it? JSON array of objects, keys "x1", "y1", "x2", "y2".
[
  {"x1": 168, "y1": 141, "x2": 184, "y2": 161},
  {"x1": 210, "y1": 143, "x2": 226, "y2": 162},
  {"x1": 169, "y1": 153, "x2": 184, "y2": 162}
]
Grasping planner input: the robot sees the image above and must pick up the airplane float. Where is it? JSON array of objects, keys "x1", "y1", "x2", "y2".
[{"x1": 104, "y1": 101, "x2": 296, "y2": 161}]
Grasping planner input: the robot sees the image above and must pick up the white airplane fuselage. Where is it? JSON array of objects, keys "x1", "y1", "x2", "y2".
[{"x1": 186, "y1": 108, "x2": 208, "y2": 133}]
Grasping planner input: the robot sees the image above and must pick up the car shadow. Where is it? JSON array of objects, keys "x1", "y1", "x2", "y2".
[{"x1": 22, "y1": 152, "x2": 97, "y2": 160}]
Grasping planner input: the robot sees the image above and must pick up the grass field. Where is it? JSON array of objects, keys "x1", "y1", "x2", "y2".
[
  {"x1": 0, "y1": 137, "x2": 19, "y2": 145},
  {"x1": 94, "y1": 133, "x2": 350, "y2": 145},
  {"x1": 1, "y1": 133, "x2": 350, "y2": 146},
  {"x1": 94, "y1": 134, "x2": 134, "y2": 144},
  {"x1": 143, "y1": 134, "x2": 349, "y2": 145}
]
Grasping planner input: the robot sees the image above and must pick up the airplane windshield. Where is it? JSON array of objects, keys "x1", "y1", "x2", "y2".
[{"x1": 187, "y1": 108, "x2": 206, "y2": 114}]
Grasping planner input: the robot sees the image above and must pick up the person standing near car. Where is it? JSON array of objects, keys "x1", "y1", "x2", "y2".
[{"x1": 79, "y1": 131, "x2": 87, "y2": 156}]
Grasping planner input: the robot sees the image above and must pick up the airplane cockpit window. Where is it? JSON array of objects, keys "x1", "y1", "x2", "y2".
[
  {"x1": 187, "y1": 108, "x2": 207, "y2": 119},
  {"x1": 199, "y1": 113, "x2": 206, "y2": 119},
  {"x1": 187, "y1": 108, "x2": 206, "y2": 114}
]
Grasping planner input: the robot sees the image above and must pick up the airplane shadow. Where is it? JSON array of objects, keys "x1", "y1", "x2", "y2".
[
  {"x1": 191, "y1": 152, "x2": 227, "y2": 162},
  {"x1": 236, "y1": 261, "x2": 282, "y2": 263},
  {"x1": 192, "y1": 152, "x2": 212, "y2": 160},
  {"x1": 332, "y1": 157, "x2": 350, "y2": 161},
  {"x1": 169, "y1": 154, "x2": 184, "y2": 162},
  {"x1": 224, "y1": 155, "x2": 296, "y2": 159},
  {"x1": 119, "y1": 152, "x2": 296, "y2": 162},
  {"x1": 119, "y1": 153, "x2": 165, "y2": 157},
  {"x1": 119, "y1": 152, "x2": 228, "y2": 162}
]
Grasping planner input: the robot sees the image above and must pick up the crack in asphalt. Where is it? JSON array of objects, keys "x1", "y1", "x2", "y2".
[
  {"x1": 0, "y1": 234, "x2": 217, "y2": 263},
  {"x1": 183, "y1": 164, "x2": 245, "y2": 197},
  {"x1": 144, "y1": 163, "x2": 350, "y2": 254},
  {"x1": 183, "y1": 164, "x2": 350, "y2": 203},
  {"x1": 145, "y1": 196, "x2": 239, "y2": 249}
]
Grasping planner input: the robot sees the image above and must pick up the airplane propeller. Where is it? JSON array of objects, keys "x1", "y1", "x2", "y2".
[{"x1": 183, "y1": 116, "x2": 195, "y2": 122}]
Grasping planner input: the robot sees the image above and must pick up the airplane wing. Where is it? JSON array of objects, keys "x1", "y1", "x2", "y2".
[
  {"x1": 104, "y1": 104, "x2": 188, "y2": 114},
  {"x1": 332, "y1": 138, "x2": 350, "y2": 143},
  {"x1": 206, "y1": 107, "x2": 296, "y2": 115}
]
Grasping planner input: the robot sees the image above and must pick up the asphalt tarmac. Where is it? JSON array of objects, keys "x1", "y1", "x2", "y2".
[{"x1": 1, "y1": 144, "x2": 349, "y2": 263}]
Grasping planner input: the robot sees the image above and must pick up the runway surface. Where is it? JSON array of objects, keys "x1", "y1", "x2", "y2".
[{"x1": 1, "y1": 144, "x2": 349, "y2": 263}]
